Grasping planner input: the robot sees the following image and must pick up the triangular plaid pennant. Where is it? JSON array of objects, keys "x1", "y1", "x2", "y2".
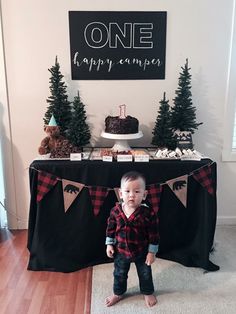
[
  {"x1": 146, "y1": 183, "x2": 162, "y2": 214},
  {"x1": 62, "y1": 179, "x2": 84, "y2": 212},
  {"x1": 37, "y1": 171, "x2": 58, "y2": 202},
  {"x1": 192, "y1": 164, "x2": 214, "y2": 195},
  {"x1": 89, "y1": 186, "x2": 109, "y2": 216},
  {"x1": 167, "y1": 175, "x2": 188, "y2": 207}
]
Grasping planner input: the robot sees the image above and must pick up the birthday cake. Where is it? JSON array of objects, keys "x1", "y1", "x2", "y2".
[{"x1": 105, "y1": 115, "x2": 139, "y2": 134}]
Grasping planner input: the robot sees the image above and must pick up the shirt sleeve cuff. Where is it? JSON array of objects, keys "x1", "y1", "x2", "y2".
[
  {"x1": 105, "y1": 237, "x2": 116, "y2": 245},
  {"x1": 148, "y1": 244, "x2": 159, "y2": 254}
]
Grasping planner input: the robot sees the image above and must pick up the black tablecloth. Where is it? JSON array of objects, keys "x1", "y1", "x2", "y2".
[{"x1": 27, "y1": 158, "x2": 219, "y2": 272}]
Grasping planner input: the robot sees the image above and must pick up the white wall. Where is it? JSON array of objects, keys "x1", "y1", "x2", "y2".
[
  {"x1": 0, "y1": 2, "x2": 18, "y2": 228},
  {"x1": 0, "y1": 0, "x2": 235, "y2": 228}
]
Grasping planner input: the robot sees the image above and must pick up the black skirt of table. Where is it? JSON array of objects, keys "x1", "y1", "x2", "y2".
[{"x1": 27, "y1": 158, "x2": 219, "y2": 272}]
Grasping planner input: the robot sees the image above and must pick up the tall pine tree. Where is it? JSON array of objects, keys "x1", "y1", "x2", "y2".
[
  {"x1": 171, "y1": 59, "x2": 202, "y2": 133},
  {"x1": 151, "y1": 92, "x2": 176, "y2": 149},
  {"x1": 44, "y1": 57, "x2": 71, "y2": 136},
  {"x1": 67, "y1": 91, "x2": 91, "y2": 148}
]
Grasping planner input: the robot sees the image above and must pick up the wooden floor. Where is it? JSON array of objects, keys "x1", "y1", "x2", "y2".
[{"x1": 0, "y1": 229, "x2": 92, "y2": 314}]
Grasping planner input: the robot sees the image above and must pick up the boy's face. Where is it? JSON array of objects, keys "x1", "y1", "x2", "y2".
[{"x1": 119, "y1": 178, "x2": 147, "y2": 210}]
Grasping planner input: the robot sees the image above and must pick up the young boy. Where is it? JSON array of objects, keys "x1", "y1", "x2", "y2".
[{"x1": 105, "y1": 171, "x2": 159, "y2": 308}]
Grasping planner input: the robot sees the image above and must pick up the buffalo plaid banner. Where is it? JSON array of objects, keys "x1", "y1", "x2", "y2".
[
  {"x1": 192, "y1": 164, "x2": 214, "y2": 195},
  {"x1": 146, "y1": 183, "x2": 162, "y2": 214},
  {"x1": 88, "y1": 186, "x2": 109, "y2": 216},
  {"x1": 37, "y1": 171, "x2": 58, "y2": 202},
  {"x1": 32, "y1": 162, "x2": 215, "y2": 212}
]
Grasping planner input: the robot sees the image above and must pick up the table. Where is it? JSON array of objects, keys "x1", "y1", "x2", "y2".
[{"x1": 27, "y1": 158, "x2": 219, "y2": 272}]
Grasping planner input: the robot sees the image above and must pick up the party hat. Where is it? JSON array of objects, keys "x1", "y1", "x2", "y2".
[{"x1": 48, "y1": 115, "x2": 57, "y2": 126}]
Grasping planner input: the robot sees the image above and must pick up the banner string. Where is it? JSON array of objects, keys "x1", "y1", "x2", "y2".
[{"x1": 0, "y1": 200, "x2": 28, "y2": 224}]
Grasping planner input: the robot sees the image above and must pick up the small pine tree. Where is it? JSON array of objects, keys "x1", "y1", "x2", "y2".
[
  {"x1": 151, "y1": 92, "x2": 176, "y2": 149},
  {"x1": 171, "y1": 59, "x2": 202, "y2": 133},
  {"x1": 67, "y1": 91, "x2": 91, "y2": 148},
  {"x1": 44, "y1": 56, "x2": 71, "y2": 136}
]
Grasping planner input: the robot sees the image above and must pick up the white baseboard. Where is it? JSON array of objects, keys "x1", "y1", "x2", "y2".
[
  {"x1": 217, "y1": 216, "x2": 236, "y2": 225},
  {"x1": 17, "y1": 221, "x2": 28, "y2": 230}
]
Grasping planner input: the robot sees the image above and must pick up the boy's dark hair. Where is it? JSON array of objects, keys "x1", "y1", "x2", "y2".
[{"x1": 121, "y1": 171, "x2": 146, "y2": 186}]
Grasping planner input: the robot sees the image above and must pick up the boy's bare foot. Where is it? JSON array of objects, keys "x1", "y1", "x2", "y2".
[
  {"x1": 105, "y1": 294, "x2": 123, "y2": 307},
  {"x1": 144, "y1": 294, "x2": 157, "y2": 307}
]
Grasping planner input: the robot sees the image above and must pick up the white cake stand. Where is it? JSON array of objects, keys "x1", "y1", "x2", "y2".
[{"x1": 101, "y1": 131, "x2": 143, "y2": 151}]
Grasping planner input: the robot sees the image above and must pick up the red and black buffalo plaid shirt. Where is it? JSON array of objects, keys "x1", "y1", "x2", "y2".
[{"x1": 106, "y1": 203, "x2": 159, "y2": 259}]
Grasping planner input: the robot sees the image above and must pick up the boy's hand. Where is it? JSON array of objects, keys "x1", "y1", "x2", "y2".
[
  {"x1": 106, "y1": 245, "x2": 115, "y2": 258},
  {"x1": 145, "y1": 252, "x2": 155, "y2": 266}
]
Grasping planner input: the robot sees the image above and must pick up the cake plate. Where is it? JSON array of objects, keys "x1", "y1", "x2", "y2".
[{"x1": 101, "y1": 131, "x2": 143, "y2": 151}]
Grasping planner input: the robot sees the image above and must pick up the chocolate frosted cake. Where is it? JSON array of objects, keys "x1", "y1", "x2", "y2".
[{"x1": 105, "y1": 115, "x2": 139, "y2": 134}]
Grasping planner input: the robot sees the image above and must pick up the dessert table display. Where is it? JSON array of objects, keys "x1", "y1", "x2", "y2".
[{"x1": 27, "y1": 156, "x2": 219, "y2": 273}]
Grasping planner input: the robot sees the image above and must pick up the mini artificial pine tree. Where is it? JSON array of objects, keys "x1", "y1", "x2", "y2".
[
  {"x1": 67, "y1": 91, "x2": 91, "y2": 148},
  {"x1": 151, "y1": 92, "x2": 176, "y2": 149},
  {"x1": 171, "y1": 59, "x2": 202, "y2": 133},
  {"x1": 44, "y1": 56, "x2": 71, "y2": 136}
]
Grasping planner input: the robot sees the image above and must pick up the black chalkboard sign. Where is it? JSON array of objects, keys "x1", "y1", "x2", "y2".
[{"x1": 69, "y1": 11, "x2": 167, "y2": 80}]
